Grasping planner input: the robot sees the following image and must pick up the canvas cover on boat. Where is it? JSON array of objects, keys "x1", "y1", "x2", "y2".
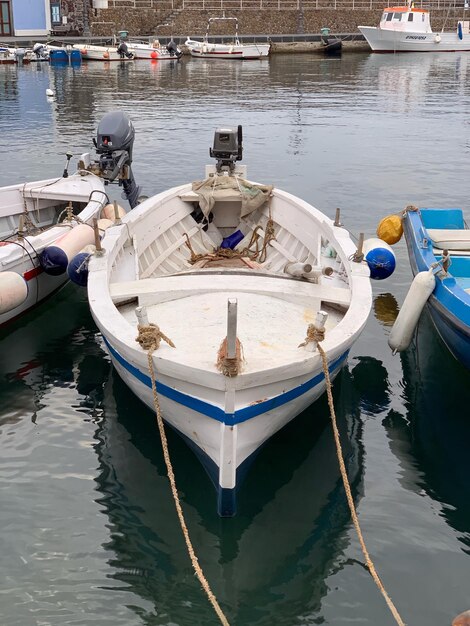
[{"x1": 191, "y1": 177, "x2": 273, "y2": 218}]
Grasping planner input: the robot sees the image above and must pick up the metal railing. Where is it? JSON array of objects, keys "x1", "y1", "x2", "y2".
[{"x1": 107, "y1": 0, "x2": 466, "y2": 9}]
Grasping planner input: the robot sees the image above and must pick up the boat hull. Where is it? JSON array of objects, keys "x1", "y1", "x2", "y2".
[
  {"x1": 402, "y1": 209, "x2": 470, "y2": 369},
  {"x1": 126, "y1": 44, "x2": 181, "y2": 60},
  {"x1": 100, "y1": 332, "x2": 349, "y2": 516},
  {"x1": 72, "y1": 44, "x2": 134, "y2": 61},
  {"x1": 359, "y1": 26, "x2": 470, "y2": 52},
  {"x1": 185, "y1": 40, "x2": 270, "y2": 59}
]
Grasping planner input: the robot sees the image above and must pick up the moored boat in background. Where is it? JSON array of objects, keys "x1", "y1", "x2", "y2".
[
  {"x1": 185, "y1": 16, "x2": 270, "y2": 59},
  {"x1": 73, "y1": 42, "x2": 134, "y2": 61},
  {"x1": 359, "y1": 1, "x2": 470, "y2": 52},
  {"x1": 123, "y1": 38, "x2": 183, "y2": 60}
]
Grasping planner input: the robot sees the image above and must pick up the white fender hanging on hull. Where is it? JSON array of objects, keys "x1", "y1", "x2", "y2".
[
  {"x1": 388, "y1": 268, "x2": 436, "y2": 353},
  {"x1": 40, "y1": 223, "x2": 95, "y2": 276},
  {"x1": 0, "y1": 272, "x2": 28, "y2": 314}
]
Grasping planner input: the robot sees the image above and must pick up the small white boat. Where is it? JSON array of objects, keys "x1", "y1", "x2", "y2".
[
  {"x1": 0, "y1": 170, "x2": 106, "y2": 327},
  {"x1": 0, "y1": 44, "x2": 32, "y2": 64},
  {"x1": 359, "y1": 1, "x2": 470, "y2": 52},
  {"x1": 185, "y1": 17, "x2": 270, "y2": 59},
  {"x1": 72, "y1": 42, "x2": 135, "y2": 61},
  {"x1": 124, "y1": 38, "x2": 183, "y2": 60},
  {"x1": 86, "y1": 125, "x2": 374, "y2": 516}
]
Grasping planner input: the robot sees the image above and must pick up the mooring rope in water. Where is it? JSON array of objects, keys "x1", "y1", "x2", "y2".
[
  {"x1": 136, "y1": 324, "x2": 231, "y2": 626},
  {"x1": 315, "y1": 338, "x2": 406, "y2": 626}
]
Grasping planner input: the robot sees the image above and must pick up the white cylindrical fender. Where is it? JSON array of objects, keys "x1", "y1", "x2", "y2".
[
  {"x1": 40, "y1": 223, "x2": 95, "y2": 275},
  {"x1": 97, "y1": 218, "x2": 114, "y2": 235},
  {"x1": 0, "y1": 272, "x2": 28, "y2": 314},
  {"x1": 388, "y1": 269, "x2": 436, "y2": 353},
  {"x1": 100, "y1": 203, "x2": 126, "y2": 222}
]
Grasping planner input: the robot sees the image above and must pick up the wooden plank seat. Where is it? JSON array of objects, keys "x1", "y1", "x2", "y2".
[{"x1": 110, "y1": 272, "x2": 351, "y2": 309}]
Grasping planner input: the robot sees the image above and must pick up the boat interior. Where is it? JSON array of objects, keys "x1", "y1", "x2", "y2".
[
  {"x1": 108, "y1": 177, "x2": 357, "y2": 373},
  {"x1": 0, "y1": 179, "x2": 93, "y2": 241}
]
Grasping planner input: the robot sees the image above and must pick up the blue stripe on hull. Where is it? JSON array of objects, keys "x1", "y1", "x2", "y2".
[
  {"x1": 104, "y1": 336, "x2": 348, "y2": 425},
  {"x1": 104, "y1": 339, "x2": 349, "y2": 516}
]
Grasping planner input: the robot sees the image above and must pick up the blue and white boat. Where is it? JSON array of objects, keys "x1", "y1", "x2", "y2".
[
  {"x1": 86, "y1": 126, "x2": 373, "y2": 516},
  {"x1": 390, "y1": 207, "x2": 470, "y2": 369}
]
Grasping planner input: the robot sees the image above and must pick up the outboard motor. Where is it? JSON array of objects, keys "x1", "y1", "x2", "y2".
[
  {"x1": 166, "y1": 39, "x2": 182, "y2": 59},
  {"x1": 116, "y1": 40, "x2": 133, "y2": 59},
  {"x1": 209, "y1": 125, "x2": 243, "y2": 173},
  {"x1": 91, "y1": 111, "x2": 141, "y2": 208},
  {"x1": 32, "y1": 42, "x2": 48, "y2": 60}
]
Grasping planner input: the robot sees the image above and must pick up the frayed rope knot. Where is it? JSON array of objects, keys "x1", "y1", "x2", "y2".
[
  {"x1": 136, "y1": 323, "x2": 175, "y2": 352},
  {"x1": 298, "y1": 323, "x2": 325, "y2": 348}
]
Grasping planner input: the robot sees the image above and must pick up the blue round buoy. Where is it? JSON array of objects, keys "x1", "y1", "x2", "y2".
[
  {"x1": 363, "y1": 237, "x2": 396, "y2": 280},
  {"x1": 40, "y1": 246, "x2": 68, "y2": 276},
  {"x1": 67, "y1": 252, "x2": 91, "y2": 287}
]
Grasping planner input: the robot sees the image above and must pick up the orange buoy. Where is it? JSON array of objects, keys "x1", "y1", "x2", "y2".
[
  {"x1": 81, "y1": 49, "x2": 87, "y2": 56},
  {"x1": 151, "y1": 50, "x2": 158, "y2": 59},
  {"x1": 376, "y1": 214, "x2": 403, "y2": 245},
  {"x1": 103, "y1": 51, "x2": 109, "y2": 59}
]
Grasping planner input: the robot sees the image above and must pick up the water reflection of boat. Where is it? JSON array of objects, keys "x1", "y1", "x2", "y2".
[
  {"x1": 386, "y1": 309, "x2": 470, "y2": 534},
  {"x1": 0, "y1": 283, "x2": 100, "y2": 423},
  {"x1": 93, "y1": 364, "x2": 365, "y2": 623}
]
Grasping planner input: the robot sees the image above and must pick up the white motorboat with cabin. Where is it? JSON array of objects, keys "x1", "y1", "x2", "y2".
[
  {"x1": 359, "y1": 1, "x2": 470, "y2": 52},
  {"x1": 83, "y1": 122, "x2": 391, "y2": 516},
  {"x1": 185, "y1": 17, "x2": 270, "y2": 59}
]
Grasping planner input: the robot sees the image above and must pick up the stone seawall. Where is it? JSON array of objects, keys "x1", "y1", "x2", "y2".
[{"x1": 89, "y1": 7, "x2": 456, "y2": 38}]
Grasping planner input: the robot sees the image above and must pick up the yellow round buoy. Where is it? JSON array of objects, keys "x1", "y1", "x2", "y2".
[{"x1": 376, "y1": 214, "x2": 403, "y2": 245}]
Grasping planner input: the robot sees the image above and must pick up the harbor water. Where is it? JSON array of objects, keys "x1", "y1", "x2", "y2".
[{"x1": 1, "y1": 53, "x2": 470, "y2": 626}]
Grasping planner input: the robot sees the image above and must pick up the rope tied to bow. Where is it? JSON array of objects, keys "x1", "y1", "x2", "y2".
[
  {"x1": 217, "y1": 337, "x2": 243, "y2": 377},
  {"x1": 298, "y1": 323, "x2": 325, "y2": 348},
  {"x1": 136, "y1": 323, "x2": 175, "y2": 352}
]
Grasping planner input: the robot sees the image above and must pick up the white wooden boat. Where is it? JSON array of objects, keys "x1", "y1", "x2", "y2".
[
  {"x1": 87, "y1": 127, "x2": 372, "y2": 516},
  {"x1": 124, "y1": 38, "x2": 183, "y2": 60},
  {"x1": 185, "y1": 17, "x2": 270, "y2": 59},
  {"x1": 72, "y1": 43, "x2": 135, "y2": 61},
  {"x1": 0, "y1": 171, "x2": 107, "y2": 327},
  {"x1": 359, "y1": 1, "x2": 470, "y2": 52}
]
